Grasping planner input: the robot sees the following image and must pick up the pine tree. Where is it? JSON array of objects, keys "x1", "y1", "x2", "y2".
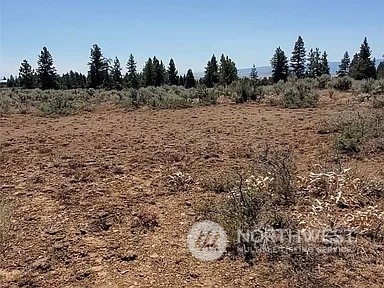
[
  {"x1": 307, "y1": 49, "x2": 316, "y2": 78},
  {"x1": 126, "y1": 53, "x2": 139, "y2": 88},
  {"x1": 88, "y1": 44, "x2": 107, "y2": 88},
  {"x1": 290, "y1": 36, "x2": 306, "y2": 78},
  {"x1": 184, "y1": 69, "x2": 196, "y2": 88},
  {"x1": 6, "y1": 75, "x2": 16, "y2": 88},
  {"x1": 19, "y1": 59, "x2": 36, "y2": 89},
  {"x1": 167, "y1": 58, "x2": 178, "y2": 86},
  {"x1": 337, "y1": 51, "x2": 350, "y2": 77},
  {"x1": 320, "y1": 51, "x2": 330, "y2": 75},
  {"x1": 377, "y1": 61, "x2": 384, "y2": 78},
  {"x1": 111, "y1": 57, "x2": 123, "y2": 90},
  {"x1": 219, "y1": 54, "x2": 238, "y2": 85},
  {"x1": 142, "y1": 58, "x2": 155, "y2": 87},
  {"x1": 154, "y1": 59, "x2": 166, "y2": 86},
  {"x1": 37, "y1": 47, "x2": 57, "y2": 90},
  {"x1": 349, "y1": 37, "x2": 377, "y2": 80},
  {"x1": 270, "y1": 47, "x2": 289, "y2": 83},
  {"x1": 203, "y1": 55, "x2": 219, "y2": 88},
  {"x1": 250, "y1": 64, "x2": 258, "y2": 80}
]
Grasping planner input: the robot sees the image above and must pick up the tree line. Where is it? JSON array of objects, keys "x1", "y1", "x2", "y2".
[{"x1": 5, "y1": 36, "x2": 384, "y2": 90}]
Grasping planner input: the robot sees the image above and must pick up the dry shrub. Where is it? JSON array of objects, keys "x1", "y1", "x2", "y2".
[
  {"x1": 0, "y1": 199, "x2": 13, "y2": 256},
  {"x1": 131, "y1": 211, "x2": 158, "y2": 233}
]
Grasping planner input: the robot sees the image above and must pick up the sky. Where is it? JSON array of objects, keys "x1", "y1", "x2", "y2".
[{"x1": 1, "y1": 0, "x2": 383, "y2": 78}]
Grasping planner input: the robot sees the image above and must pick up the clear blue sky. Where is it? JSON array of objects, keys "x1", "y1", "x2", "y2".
[{"x1": 1, "y1": 0, "x2": 383, "y2": 78}]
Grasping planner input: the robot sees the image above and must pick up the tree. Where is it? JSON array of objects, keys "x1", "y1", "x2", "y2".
[
  {"x1": 219, "y1": 54, "x2": 238, "y2": 85},
  {"x1": 19, "y1": 60, "x2": 36, "y2": 89},
  {"x1": 126, "y1": 53, "x2": 139, "y2": 88},
  {"x1": 88, "y1": 44, "x2": 108, "y2": 88},
  {"x1": 337, "y1": 51, "x2": 350, "y2": 77},
  {"x1": 167, "y1": 58, "x2": 179, "y2": 85},
  {"x1": 142, "y1": 57, "x2": 155, "y2": 87},
  {"x1": 153, "y1": 58, "x2": 166, "y2": 86},
  {"x1": 377, "y1": 61, "x2": 384, "y2": 78},
  {"x1": 111, "y1": 57, "x2": 123, "y2": 90},
  {"x1": 184, "y1": 69, "x2": 196, "y2": 88},
  {"x1": 271, "y1": 47, "x2": 289, "y2": 83},
  {"x1": 250, "y1": 64, "x2": 258, "y2": 80},
  {"x1": 102, "y1": 58, "x2": 112, "y2": 89},
  {"x1": 203, "y1": 55, "x2": 219, "y2": 88},
  {"x1": 349, "y1": 37, "x2": 377, "y2": 80},
  {"x1": 6, "y1": 75, "x2": 18, "y2": 87},
  {"x1": 37, "y1": 47, "x2": 57, "y2": 90},
  {"x1": 290, "y1": 36, "x2": 306, "y2": 78},
  {"x1": 320, "y1": 51, "x2": 330, "y2": 75}
]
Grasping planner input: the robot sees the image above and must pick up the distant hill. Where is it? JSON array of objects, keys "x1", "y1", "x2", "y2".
[{"x1": 195, "y1": 59, "x2": 384, "y2": 79}]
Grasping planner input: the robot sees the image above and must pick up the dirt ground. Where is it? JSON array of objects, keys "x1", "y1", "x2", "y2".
[{"x1": 1, "y1": 99, "x2": 383, "y2": 287}]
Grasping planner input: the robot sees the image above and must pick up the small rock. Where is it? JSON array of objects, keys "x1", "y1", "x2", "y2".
[
  {"x1": 150, "y1": 253, "x2": 159, "y2": 258},
  {"x1": 46, "y1": 228, "x2": 60, "y2": 235},
  {"x1": 32, "y1": 257, "x2": 51, "y2": 272},
  {"x1": 120, "y1": 252, "x2": 137, "y2": 262},
  {"x1": 185, "y1": 201, "x2": 192, "y2": 207}
]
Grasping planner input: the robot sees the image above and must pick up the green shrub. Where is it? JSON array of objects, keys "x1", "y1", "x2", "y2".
[
  {"x1": 329, "y1": 76, "x2": 353, "y2": 91},
  {"x1": 39, "y1": 92, "x2": 76, "y2": 117},
  {"x1": 282, "y1": 80, "x2": 319, "y2": 108},
  {"x1": 335, "y1": 113, "x2": 384, "y2": 154},
  {"x1": 0, "y1": 93, "x2": 11, "y2": 116},
  {"x1": 195, "y1": 86, "x2": 218, "y2": 105},
  {"x1": 316, "y1": 74, "x2": 332, "y2": 89},
  {"x1": 233, "y1": 80, "x2": 265, "y2": 103}
]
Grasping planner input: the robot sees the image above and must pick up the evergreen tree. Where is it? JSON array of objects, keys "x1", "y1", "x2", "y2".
[
  {"x1": 88, "y1": 44, "x2": 108, "y2": 88},
  {"x1": 167, "y1": 58, "x2": 178, "y2": 85},
  {"x1": 203, "y1": 54, "x2": 219, "y2": 88},
  {"x1": 6, "y1": 75, "x2": 17, "y2": 87},
  {"x1": 102, "y1": 58, "x2": 112, "y2": 89},
  {"x1": 377, "y1": 61, "x2": 384, "y2": 78},
  {"x1": 19, "y1": 59, "x2": 36, "y2": 89},
  {"x1": 270, "y1": 46, "x2": 289, "y2": 83},
  {"x1": 307, "y1": 49, "x2": 316, "y2": 78},
  {"x1": 290, "y1": 36, "x2": 306, "y2": 78},
  {"x1": 154, "y1": 59, "x2": 166, "y2": 86},
  {"x1": 320, "y1": 51, "x2": 330, "y2": 75},
  {"x1": 37, "y1": 46, "x2": 57, "y2": 90},
  {"x1": 126, "y1": 53, "x2": 139, "y2": 88},
  {"x1": 337, "y1": 51, "x2": 350, "y2": 77},
  {"x1": 184, "y1": 69, "x2": 196, "y2": 88},
  {"x1": 250, "y1": 64, "x2": 258, "y2": 80},
  {"x1": 219, "y1": 54, "x2": 238, "y2": 85},
  {"x1": 142, "y1": 57, "x2": 155, "y2": 87},
  {"x1": 111, "y1": 57, "x2": 123, "y2": 90},
  {"x1": 349, "y1": 37, "x2": 377, "y2": 80}
]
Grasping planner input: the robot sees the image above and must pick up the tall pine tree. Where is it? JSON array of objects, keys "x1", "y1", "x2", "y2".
[
  {"x1": 250, "y1": 64, "x2": 258, "y2": 80},
  {"x1": 271, "y1": 47, "x2": 289, "y2": 83},
  {"x1": 37, "y1": 47, "x2": 57, "y2": 90},
  {"x1": 167, "y1": 58, "x2": 178, "y2": 86},
  {"x1": 142, "y1": 58, "x2": 155, "y2": 87},
  {"x1": 320, "y1": 51, "x2": 330, "y2": 75},
  {"x1": 377, "y1": 61, "x2": 384, "y2": 78},
  {"x1": 219, "y1": 54, "x2": 238, "y2": 85},
  {"x1": 203, "y1": 55, "x2": 219, "y2": 88},
  {"x1": 111, "y1": 57, "x2": 123, "y2": 90},
  {"x1": 126, "y1": 54, "x2": 139, "y2": 88},
  {"x1": 290, "y1": 36, "x2": 306, "y2": 78},
  {"x1": 184, "y1": 69, "x2": 196, "y2": 88},
  {"x1": 88, "y1": 44, "x2": 107, "y2": 88},
  {"x1": 337, "y1": 51, "x2": 350, "y2": 77},
  {"x1": 19, "y1": 60, "x2": 36, "y2": 89},
  {"x1": 349, "y1": 37, "x2": 377, "y2": 80}
]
